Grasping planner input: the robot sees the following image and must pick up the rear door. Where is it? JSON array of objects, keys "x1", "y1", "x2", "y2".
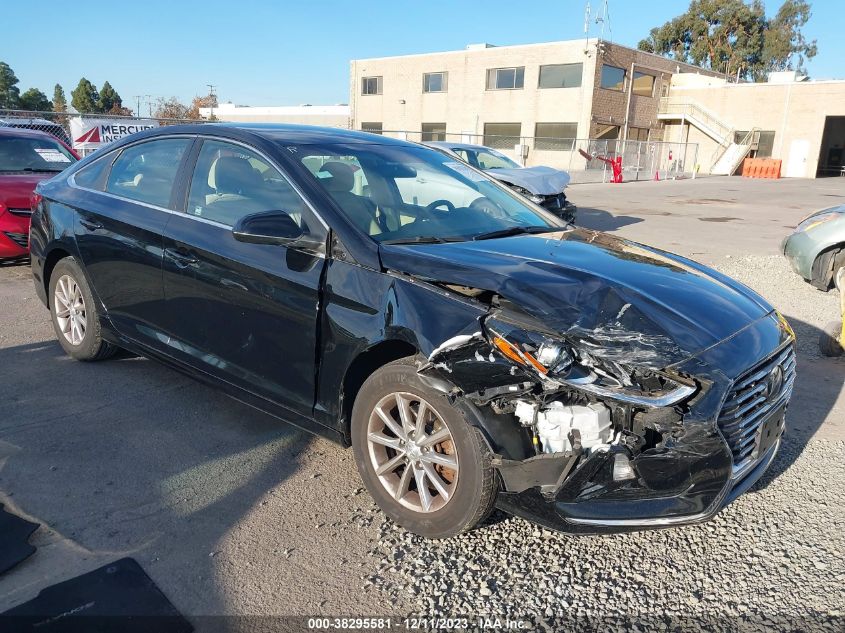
[
  {"x1": 159, "y1": 138, "x2": 328, "y2": 416},
  {"x1": 72, "y1": 136, "x2": 195, "y2": 349}
]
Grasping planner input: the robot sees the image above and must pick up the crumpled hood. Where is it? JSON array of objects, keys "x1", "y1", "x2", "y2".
[
  {"x1": 486, "y1": 166, "x2": 571, "y2": 195},
  {"x1": 380, "y1": 228, "x2": 774, "y2": 369}
]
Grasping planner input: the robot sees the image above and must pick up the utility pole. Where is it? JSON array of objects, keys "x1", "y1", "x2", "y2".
[
  {"x1": 133, "y1": 95, "x2": 142, "y2": 117},
  {"x1": 206, "y1": 84, "x2": 217, "y2": 119},
  {"x1": 144, "y1": 95, "x2": 153, "y2": 118}
]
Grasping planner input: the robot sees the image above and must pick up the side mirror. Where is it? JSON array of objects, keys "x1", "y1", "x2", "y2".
[{"x1": 232, "y1": 210, "x2": 322, "y2": 250}]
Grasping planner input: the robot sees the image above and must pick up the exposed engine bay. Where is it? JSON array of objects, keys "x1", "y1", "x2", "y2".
[{"x1": 417, "y1": 299, "x2": 700, "y2": 503}]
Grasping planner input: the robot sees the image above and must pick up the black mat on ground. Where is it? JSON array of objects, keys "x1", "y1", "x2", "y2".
[
  {"x1": 1, "y1": 557, "x2": 193, "y2": 633},
  {"x1": 0, "y1": 503, "x2": 39, "y2": 575}
]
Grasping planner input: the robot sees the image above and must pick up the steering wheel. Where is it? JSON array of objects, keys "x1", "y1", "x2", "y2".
[
  {"x1": 469, "y1": 196, "x2": 507, "y2": 219},
  {"x1": 424, "y1": 199, "x2": 456, "y2": 215}
]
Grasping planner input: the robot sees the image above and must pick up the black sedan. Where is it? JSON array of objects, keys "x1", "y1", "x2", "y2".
[{"x1": 29, "y1": 124, "x2": 795, "y2": 538}]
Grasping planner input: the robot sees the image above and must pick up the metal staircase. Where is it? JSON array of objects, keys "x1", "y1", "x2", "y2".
[{"x1": 658, "y1": 97, "x2": 760, "y2": 175}]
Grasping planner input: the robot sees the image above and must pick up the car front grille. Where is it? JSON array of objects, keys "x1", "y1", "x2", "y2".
[
  {"x1": 718, "y1": 343, "x2": 796, "y2": 468},
  {"x1": 3, "y1": 231, "x2": 28, "y2": 248},
  {"x1": 8, "y1": 208, "x2": 32, "y2": 217}
]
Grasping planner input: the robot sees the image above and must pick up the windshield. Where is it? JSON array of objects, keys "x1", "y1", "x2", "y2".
[
  {"x1": 0, "y1": 136, "x2": 76, "y2": 173},
  {"x1": 296, "y1": 143, "x2": 562, "y2": 243},
  {"x1": 455, "y1": 147, "x2": 521, "y2": 170}
]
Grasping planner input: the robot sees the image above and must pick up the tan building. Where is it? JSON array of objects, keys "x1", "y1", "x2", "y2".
[
  {"x1": 349, "y1": 39, "x2": 720, "y2": 169},
  {"x1": 659, "y1": 72, "x2": 845, "y2": 178}
]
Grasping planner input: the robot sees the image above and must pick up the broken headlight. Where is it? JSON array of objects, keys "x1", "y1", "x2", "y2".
[{"x1": 485, "y1": 317, "x2": 696, "y2": 408}]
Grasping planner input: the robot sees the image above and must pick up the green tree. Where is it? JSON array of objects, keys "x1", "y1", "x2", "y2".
[
  {"x1": 53, "y1": 84, "x2": 67, "y2": 112},
  {"x1": 763, "y1": 0, "x2": 817, "y2": 74},
  {"x1": 71, "y1": 78, "x2": 99, "y2": 113},
  {"x1": 97, "y1": 80, "x2": 122, "y2": 113},
  {"x1": 638, "y1": 0, "x2": 817, "y2": 81},
  {"x1": 18, "y1": 88, "x2": 52, "y2": 112},
  {"x1": 0, "y1": 61, "x2": 21, "y2": 108}
]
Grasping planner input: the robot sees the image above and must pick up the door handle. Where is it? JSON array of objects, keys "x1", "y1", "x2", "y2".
[
  {"x1": 166, "y1": 248, "x2": 199, "y2": 268},
  {"x1": 79, "y1": 218, "x2": 103, "y2": 231}
]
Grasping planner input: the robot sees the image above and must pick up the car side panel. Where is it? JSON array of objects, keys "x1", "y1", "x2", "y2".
[{"x1": 314, "y1": 257, "x2": 487, "y2": 429}]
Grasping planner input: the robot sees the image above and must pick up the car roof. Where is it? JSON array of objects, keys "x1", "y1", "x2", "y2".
[
  {"x1": 142, "y1": 122, "x2": 415, "y2": 147},
  {"x1": 425, "y1": 141, "x2": 492, "y2": 152},
  {"x1": 0, "y1": 126, "x2": 64, "y2": 140}
]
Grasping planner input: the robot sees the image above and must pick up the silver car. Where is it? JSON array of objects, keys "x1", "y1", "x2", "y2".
[
  {"x1": 425, "y1": 141, "x2": 576, "y2": 223},
  {"x1": 782, "y1": 204, "x2": 845, "y2": 290}
]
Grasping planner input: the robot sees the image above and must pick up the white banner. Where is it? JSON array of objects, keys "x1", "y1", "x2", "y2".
[{"x1": 70, "y1": 117, "x2": 159, "y2": 151}]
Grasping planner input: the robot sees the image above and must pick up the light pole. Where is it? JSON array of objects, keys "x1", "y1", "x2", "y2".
[{"x1": 206, "y1": 84, "x2": 217, "y2": 120}]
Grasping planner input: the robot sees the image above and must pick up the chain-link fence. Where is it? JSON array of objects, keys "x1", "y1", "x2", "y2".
[
  {"x1": 378, "y1": 131, "x2": 699, "y2": 183},
  {"x1": 0, "y1": 109, "x2": 212, "y2": 157}
]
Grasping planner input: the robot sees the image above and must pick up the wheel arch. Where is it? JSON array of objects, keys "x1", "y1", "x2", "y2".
[
  {"x1": 811, "y1": 243, "x2": 845, "y2": 290},
  {"x1": 340, "y1": 339, "x2": 419, "y2": 443},
  {"x1": 42, "y1": 247, "x2": 73, "y2": 304}
]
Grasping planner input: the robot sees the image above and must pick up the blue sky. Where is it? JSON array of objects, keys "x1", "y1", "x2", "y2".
[{"x1": 3, "y1": 0, "x2": 841, "y2": 111}]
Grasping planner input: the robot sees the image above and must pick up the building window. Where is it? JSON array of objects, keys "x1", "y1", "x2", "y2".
[
  {"x1": 486, "y1": 67, "x2": 525, "y2": 90},
  {"x1": 538, "y1": 63, "x2": 583, "y2": 89},
  {"x1": 423, "y1": 72, "x2": 447, "y2": 93},
  {"x1": 632, "y1": 72, "x2": 655, "y2": 97},
  {"x1": 600, "y1": 65, "x2": 626, "y2": 91},
  {"x1": 361, "y1": 76, "x2": 382, "y2": 95},
  {"x1": 628, "y1": 127, "x2": 650, "y2": 142},
  {"x1": 483, "y1": 122, "x2": 522, "y2": 149},
  {"x1": 735, "y1": 130, "x2": 776, "y2": 157},
  {"x1": 534, "y1": 123, "x2": 578, "y2": 150},
  {"x1": 361, "y1": 122, "x2": 383, "y2": 134},
  {"x1": 421, "y1": 123, "x2": 447, "y2": 142}
]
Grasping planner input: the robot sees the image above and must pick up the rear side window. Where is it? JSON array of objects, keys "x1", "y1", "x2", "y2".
[
  {"x1": 74, "y1": 155, "x2": 113, "y2": 190},
  {"x1": 106, "y1": 139, "x2": 190, "y2": 208}
]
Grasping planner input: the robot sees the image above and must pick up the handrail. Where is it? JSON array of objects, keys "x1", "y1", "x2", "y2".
[{"x1": 658, "y1": 97, "x2": 734, "y2": 146}]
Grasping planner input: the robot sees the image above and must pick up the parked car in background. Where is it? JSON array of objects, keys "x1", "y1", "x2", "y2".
[
  {"x1": 0, "y1": 117, "x2": 74, "y2": 147},
  {"x1": 425, "y1": 141, "x2": 576, "y2": 223},
  {"x1": 0, "y1": 128, "x2": 78, "y2": 259},
  {"x1": 31, "y1": 124, "x2": 794, "y2": 539},
  {"x1": 782, "y1": 205, "x2": 845, "y2": 290}
]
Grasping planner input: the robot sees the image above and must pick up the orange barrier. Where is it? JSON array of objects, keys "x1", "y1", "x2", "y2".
[{"x1": 742, "y1": 158, "x2": 781, "y2": 179}]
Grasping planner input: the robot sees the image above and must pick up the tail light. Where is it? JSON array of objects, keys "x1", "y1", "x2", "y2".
[{"x1": 30, "y1": 192, "x2": 43, "y2": 213}]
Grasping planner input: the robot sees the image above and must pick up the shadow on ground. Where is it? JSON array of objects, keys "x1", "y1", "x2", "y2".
[
  {"x1": 575, "y1": 206, "x2": 644, "y2": 232},
  {"x1": 0, "y1": 338, "x2": 314, "y2": 617},
  {"x1": 755, "y1": 316, "x2": 844, "y2": 490}
]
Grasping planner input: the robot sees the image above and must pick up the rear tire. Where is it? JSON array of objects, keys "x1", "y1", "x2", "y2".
[
  {"x1": 351, "y1": 357, "x2": 498, "y2": 538},
  {"x1": 49, "y1": 257, "x2": 117, "y2": 361}
]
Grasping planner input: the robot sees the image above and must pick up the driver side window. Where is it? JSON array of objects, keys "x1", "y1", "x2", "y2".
[{"x1": 187, "y1": 140, "x2": 308, "y2": 229}]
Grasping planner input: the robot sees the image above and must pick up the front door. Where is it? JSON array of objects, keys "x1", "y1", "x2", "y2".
[{"x1": 160, "y1": 139, "x2": 328, "y2": 416}]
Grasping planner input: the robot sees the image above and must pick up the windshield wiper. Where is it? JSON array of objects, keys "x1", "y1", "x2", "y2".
[
  {"x1": 472, "y1": 226, "x2": 555, "y2": 241},
  {"x1": 381, "y1": 236, "x2": 448, "y2": 245}
]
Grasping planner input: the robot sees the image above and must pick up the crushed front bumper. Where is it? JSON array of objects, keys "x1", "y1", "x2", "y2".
[{"x1": 494, "y1": 438, "x2": 780, "y2": 534}]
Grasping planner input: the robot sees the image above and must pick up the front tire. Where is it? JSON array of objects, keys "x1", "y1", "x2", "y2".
[
  {"x1": 49, "y1": 257, "x2": 116, "y2": 361},
  {"x1": 351, "y1": 358, "x2": 497, "y2": 538}
]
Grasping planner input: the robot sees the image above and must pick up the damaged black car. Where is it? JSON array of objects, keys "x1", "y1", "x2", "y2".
[{"x1": 29, "y1": 124, "x2": 795, "y2": 538}]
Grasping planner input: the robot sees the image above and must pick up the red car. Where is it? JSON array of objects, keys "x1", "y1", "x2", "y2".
[{"x1": 0, "y1": 127, "x2": 78, "y2": 259}]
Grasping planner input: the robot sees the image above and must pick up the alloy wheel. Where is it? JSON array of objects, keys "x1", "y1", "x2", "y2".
[
  {"x1": 54, "y1": 274, "x2": 87, "y2": 346},
  {"x1": 366, "y1": 392, "x2": 459, "y2": 513}
]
